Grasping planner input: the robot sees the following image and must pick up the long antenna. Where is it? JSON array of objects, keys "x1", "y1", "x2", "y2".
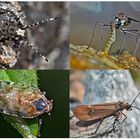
[
  {"x1": 24, "y1": 41, "x2": 48, "y2": 62},
  {"x1": 130, "y1": 92, "x2": 140, "y2": 106},
  {"x1": 22, "y1": 17, "x2": 58, "y2": 29}
]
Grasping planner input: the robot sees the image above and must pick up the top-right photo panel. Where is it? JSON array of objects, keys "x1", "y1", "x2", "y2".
[{"x1": 70, "y1": 2, "x2": 140, "y2": 70}]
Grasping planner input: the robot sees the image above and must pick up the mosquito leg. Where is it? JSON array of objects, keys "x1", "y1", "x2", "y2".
[
  {"x1": 87, "y1": 21, "x2": 98, "y2": 49},
  {"x1": 118, "y1": 30, "x2": 126, "y2": 61},
  {"x1": 96, "y1": 25, "x2": 104, "y2": 53},
  {"x1": 133, "y1": 35, "x2": 140, "y2": 62},
  {"x1": 38, "y1": 116, "x2": 42, "y2": 137},
  {"x1": 93, "y1": 119, "x2": 103, "y2": 134}
]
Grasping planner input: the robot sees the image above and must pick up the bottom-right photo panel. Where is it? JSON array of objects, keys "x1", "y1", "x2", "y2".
[{"x1": 70, "y1": 70, "x2": 140, "y2": 138}]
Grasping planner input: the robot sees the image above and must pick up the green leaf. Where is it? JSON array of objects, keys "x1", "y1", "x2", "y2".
[{"x1": 0, "y1": 70, "x2": 39, "y2": 138}]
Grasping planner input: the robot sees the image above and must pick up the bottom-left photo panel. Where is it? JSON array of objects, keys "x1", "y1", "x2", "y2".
[{"x1": 0, "y1": 70, "x2": 69, "y2": 138}]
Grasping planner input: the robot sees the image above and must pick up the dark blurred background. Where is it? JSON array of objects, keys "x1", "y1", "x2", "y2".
[
  {"x1": 0, "y1": 70, "x2": 69, "y2": 138},
  {"x1": 70, "y1": 2, "x2": 140, "y2": 60},
  {"x1": 13, "y1": 2, "x2": 69, "y2": 69}
]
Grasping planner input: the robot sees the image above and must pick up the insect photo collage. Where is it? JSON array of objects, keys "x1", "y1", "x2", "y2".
[{"x1": 0, "y1": 1, "x2": 140, "y2": 138}]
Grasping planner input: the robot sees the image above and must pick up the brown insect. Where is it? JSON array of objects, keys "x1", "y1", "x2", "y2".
[
  {"x1": 0, "y1": 81, "x2": 53, "y2": 118},
  {"x1": 73, "y1": 92, "x2": 140, "y2": 134}
]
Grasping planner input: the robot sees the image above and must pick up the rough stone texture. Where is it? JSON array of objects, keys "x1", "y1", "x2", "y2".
[{"x1": 70, "y1": 70, "x2": 140, "y2": 138}]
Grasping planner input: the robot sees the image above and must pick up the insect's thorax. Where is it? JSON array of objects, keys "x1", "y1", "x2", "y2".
[{"x1": 118, "y1": 102, "x2": 130, "y2": 111}]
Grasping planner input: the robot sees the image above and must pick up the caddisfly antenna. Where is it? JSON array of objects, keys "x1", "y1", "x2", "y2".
[
  {"x1": 24, "y1": 41, "x2": 48, "y2": 62},
  {"x1": 22, "y1": 17, "x2": 58, "y2": 29},
  {"x1": 131, "y1": 105, "x2": 140, "y2": 111},
  {"x1": 130, "y1": 92, "x2": 140, "y2": 106}
]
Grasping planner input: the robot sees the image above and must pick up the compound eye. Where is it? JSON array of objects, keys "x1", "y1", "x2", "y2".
[{"x1": 35, "y1": 98, "x2": 47, "y2": 112}]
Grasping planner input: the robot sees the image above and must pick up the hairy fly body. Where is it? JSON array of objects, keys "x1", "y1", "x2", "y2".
[{"x1": 0, "y1": 80, "x2": 53, "y2": 118}]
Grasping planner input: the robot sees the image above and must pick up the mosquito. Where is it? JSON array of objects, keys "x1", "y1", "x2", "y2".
[{"x1": 87, "y1": 12, "x2": 140, "y2": 61}]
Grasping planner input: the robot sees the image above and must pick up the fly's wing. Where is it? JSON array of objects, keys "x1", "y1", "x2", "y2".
[{"x1": 73, "y1": 103, "x2": 119, "y2": 121}]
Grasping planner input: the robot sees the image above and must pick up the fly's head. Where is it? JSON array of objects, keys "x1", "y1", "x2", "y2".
[
  {"x1": 114, "y1": 12, "x2": 131, "y2": 29},
  {"x1": 32, "y1": 94, "x2": 53, "y2": 117}
]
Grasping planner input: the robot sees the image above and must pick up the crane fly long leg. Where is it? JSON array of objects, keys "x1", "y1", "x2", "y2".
[
  {"x1": 119, "y1": 29, "x2": 140, "y2": 62},
  {"x1": 87, "y1": 21, "x2": 98, "y2": 49},
  {"x1": 96, "y1": 25, "x2": 104, "y2": 53},
  {"x1": 118, "y1": 30, "x2": 126, "y2": 61},
  {"x1": 133, "y1": 36, "x2": 140, "y2": 62},
  {"x1": 87, "y1": 22, "x2": 108, "y2": 50}
]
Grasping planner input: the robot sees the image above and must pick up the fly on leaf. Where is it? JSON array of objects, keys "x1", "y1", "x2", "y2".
[{"x1": 0, "y1": 80, "x2": 53, "y2": 118}]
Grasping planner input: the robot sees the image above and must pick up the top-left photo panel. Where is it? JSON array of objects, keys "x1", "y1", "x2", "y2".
[{"x1": 0, "y1": 1, "x2": 69, "y2": 69}]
